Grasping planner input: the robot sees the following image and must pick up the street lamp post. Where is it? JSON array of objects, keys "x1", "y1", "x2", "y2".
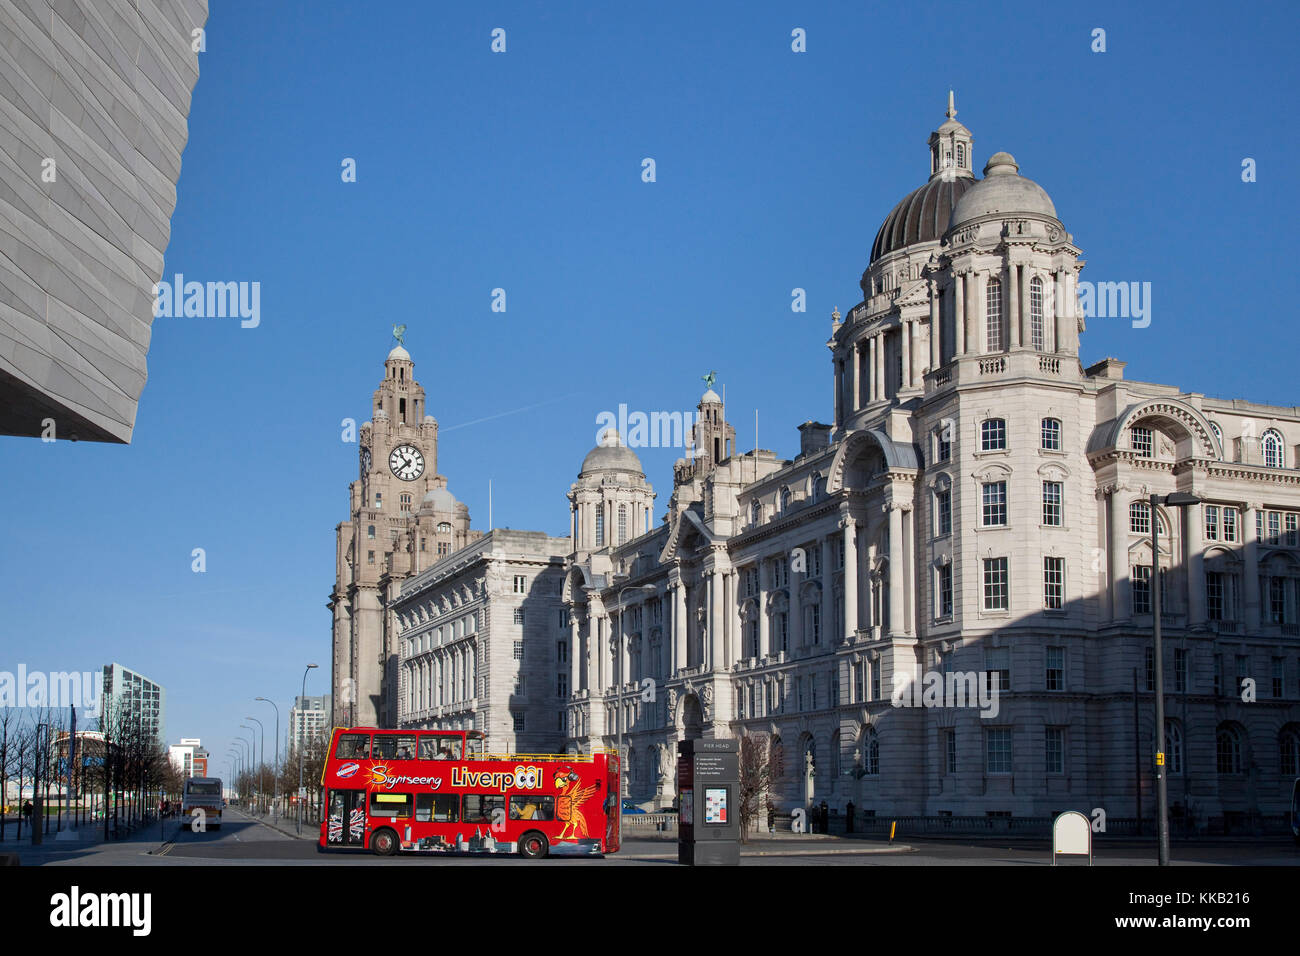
[
  {"x1": 245, "y1": 717, "x2": 265, "y2": 814},
  {"x1": 298, "y1": 664, "x2": 318, "y2": 834},
  {"x1": 255, "y1": 697, "x2": 280, "y2": 819},
  {"x1": 1151, "y1": 490, "x2": 1200, "y2": 867},
  {"x1": 239, "y1": 728, "x2": 258, "y2": 808},
  {"x1": 616, "y1": 583, "x2": 657, "y2": 805}
]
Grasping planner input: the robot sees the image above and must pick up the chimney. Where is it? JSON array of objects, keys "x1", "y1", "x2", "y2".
[{"x1": 798, "y1": 421, "x2": 832, "y2": 457}]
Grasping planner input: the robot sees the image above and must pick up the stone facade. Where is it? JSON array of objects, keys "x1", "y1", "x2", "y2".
[{"x1": 0, "y1": 0, "x2": 207, "y2": 442}]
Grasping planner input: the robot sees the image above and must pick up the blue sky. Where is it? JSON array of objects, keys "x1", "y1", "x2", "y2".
[{"x1": 2, "y1": 0, "x2": 1296, "y2": 770}]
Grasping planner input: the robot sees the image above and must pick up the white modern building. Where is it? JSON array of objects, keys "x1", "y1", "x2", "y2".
[
  {"x1": 102, "y1": 663, "x2": 165, "y2": 746},
  {"x1": 168, "y1": 737, "x2": 208, "y2": 778},
  {"x1": 289, "y1": 695, "x2": 331, "y2": 753}
]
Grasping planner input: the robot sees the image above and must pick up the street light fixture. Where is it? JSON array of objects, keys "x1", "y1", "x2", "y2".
[
  {"x1": 245, "y1": 717, "x2": 265, "y2": 814},
  {"x1": 298, "y1": 663, "x2": 319, "y2": 835},
  {"x1": 239, "y1": 726, "x2": 258, "y2": 808},
  {"x1": 1151, "y1": 490, "x2": 1201, "y2": 867},
  {"x1": 616, "y1": 582, "x2": 657, "y2": 805},
  {"x1": 255, "y1": 697, "x2": 280, "y2": 819}
]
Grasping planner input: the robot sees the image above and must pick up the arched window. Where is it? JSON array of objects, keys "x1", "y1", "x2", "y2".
[
  {"x1": 751, "y1": 499, "x2": 761, "y2": 524},
  {"x1": 367, "y1": 524, "x2": 375, "y2": 539},
  {"x1": 1216, "y1": 724, "x2": 1242, "y2": 774},
  {"x1": 1041, "y1": 417, "x2": 1062, "y2": 450},
  {"x1": 1262, "y1": 429, "x2": 1284, "y2": 469},
  {"x1": 780, "y1": 488, "x2": 792, "y2": 512},
  {"x1": 1209, "y1": 421, "x2": 1223, "y2": 456},
  {"x1": 437, "y1": 522, "x2": 451, "y2": 533},
  {"x1": 1166, "y1": 720, "x2": 1183, "y2": 775},
  {"x1": 863, "y1": 727, "x2": 880, "y2": 775},
  {"x1": 1029, "y1": 276, "x2": 1045, "y2": 350},
  {"x1": 985, "y1": 277, "x2": 1003, "y2": 352},
  {"x1": 1280, "y1": 727, "x2": 1300, "y2": 776},
  {"x1": 980, "y1": 418, "x2": 1007, "y2": 451}
]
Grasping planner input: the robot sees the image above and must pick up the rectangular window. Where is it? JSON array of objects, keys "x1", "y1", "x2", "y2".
[
  {"x1": 1288, "y1": 513, "x2": 1298, "y2": 547},
  {"x1": 1214, "y1": 653, "x2": 1224, "y2": 696},
  {"x1": 513, "y1": 640, "x2": 523, "y2": 660},
  {"x1": 334, "y1": 733, "x2": 371, "y2": 759},
  {"x1": 558, "y1": 672, "x2": 568, "y2": 697},
  {"x1": 513, "y1": 713, "x2": 525, "y2": 732},
  {"x1": 1046, "y1": 728, "x2": 1064, "y2": 774},
  {"x1": 939, "y1": 565, "x2": 953, "y2": 618},
  {"x1": 871, "y1": 663, "x2": 881, "y2": 702},
  {"x1": 982, "y1": 481, "x2": 1007, "y2": 526},
  {"x1": 1175, "y1": 649, "x2": 1187, "y2": 693},
  {"x1": 986, "y1": 647, "x2": 1010, "y2": 692},
  {"x1": 1046, "y1": 646, "x2": 1065, "y2": 691},
  {"x1": 415, "y1": 793, "x2": 460, "y2": 823},
  {"x1": 1132, "y1": 565, "x2": 1152, "y2": 614},
  {"x1": 1042, "y1": 481, "x2": 1062, "y2": 526},
  {"x1": 1223, "y1": 507, "x2": 1238, "y2": 542},
  {"x1": 808, "y1": 604, "x2": 821, "y2": 644},
  {"x1": 509, "y1": 794, "x2": 556, "y2": 822},
  {"x1": 367, "y1": 550, "x2": 376, "y2": 565},
  {"x1": 1236, "y1": 654, "x2": 1249, "y2": 692},
  {"x1": 986, "y1": 728, "x2": 1012, "y2": 775},
  {"x1": 463, "y1": 794, "x2": 506, "y2": 824},
  {"x1": 1273, "y1": 657, "x2": 1284, "y2": 698},
  {"x1": 513, "y1": 575, "x2": 526, "y2": 593},
  {"x1": 1206, "y1": 571, "x2": 1225, "y2": 620},
  {"x1": 944, "y1": 730, "x2": 957, "y2": 774},
  {"x1": 983, "y1": 557, "x2": 1009, "y2": 610},
  {"x1": 1269, "y1": 511, "x2": 1281, "y2": 546},
  {"x1": 981, "y1": 419, "x2": 1006, "y2": 451},
  {"x1": 438, "y1": 542, "x2": 449, "y2": 556},
  {"x1": 1130, "y1": 502, "x2": 1150, "y2": 535},
  {"x1": 853, "y1": 661, "x2": 865, "y2": 702},
  {"x1": 1043, "y1": 557, "x2": 1064, "y2": 609},
  {"x1": 1269, "y1": 577, "x2": 1286, "y2": 624},
  {"x1": 1204, "y1": 505, "x2": 1219, "y2": 541},
  {"x1": 1041, "y1": 418, "x2": 1062, "y2": 450},
  {"x1": 369, "y1": 792, "x2": 413, "y2": 819},
  {"x1": 372, "y1": 734, "x2": 417, "y2": 760},
  {"x1": 936, "y1": 428, "x2": 951, "y2": 462},
  {"x1": 1257, "y1": 509, "x2": 1264, "y2": 543},
  {"x1": 557, "y1": 639, "x2": 567, "y2": 661},
  {"x1": 559, "y1": 607, "x2": 570, "y2": 628},
  {"x1": 936, "y1": 489, "x2": 952, "y2": 536},
  {"x1": 1131, "y1": 426, "x2": 1153, "y2": 456},
  {"x1": 773, "y1": 557, "x2": 789, "y2": 589},
  {"x1": 514, "y1": 608, "x2": 525, "y2": 625}
]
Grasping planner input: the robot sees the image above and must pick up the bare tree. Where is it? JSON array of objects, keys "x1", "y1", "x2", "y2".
[{"x1": 737, "y1": 734, "x2": 774, "y2": 843}]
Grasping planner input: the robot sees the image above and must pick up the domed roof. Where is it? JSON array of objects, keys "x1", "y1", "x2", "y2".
[
  {"x1": 580, "y1": 429, "x2": 644, "y2": 476},
  {"x1": 948, "y1": 153, "x2": 1057, "y2": 229},
  {"x1": 701, "y1": 388, "x2": 722, "y2": 404},
  {"x1": 420, "y1": 487, "x2": 458, "y2": 512},
  {"x1": 387, "y1": 345, "x2": 411, "y2": 362},
  {"x1": 870, "y1": 174, "x2": 977, "y2": 264}
]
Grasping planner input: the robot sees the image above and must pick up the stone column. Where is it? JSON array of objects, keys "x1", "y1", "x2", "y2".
[
  {"x1": 929, "y1": 282, "x2": 941, "y2": 370},
  {"x1": 866, "y1": 335, "x2": 876, "y2": 403},
  {"x1": 758, "y1": 561, "x2": 770, "y2": 658},
  {"x1": 729, "y1": 572, "x2": 742, "y2": 667},
  {"x1": 1244, "y1": 503, "x2": 1261, "y2": 632},
  {"x1": 821, "y1": 536, "x2": 834, "y2": 646},
  {"x1": 849, "y1": 342, "x2": 860, "y2": 414},
  {"x1": 887, "y1": 503, "x2": 906, "y2": 635},
  {"x1": 1007, "y1": 262, "x2": 1020, "y2": 349},
  {"x1": 974, "y1": 272, "x2": 986, "y2": 353},
  {"x1": 875, "y1": 332, "x2": 886, "y2": 399},
  {"x1": 1184, "y1": 505, "x2": 1205, "y2": 626},
  {"x1": 834, "y1": 359, "x2": 843, "y2": 429},
  {"x1": 1019, "y1": 264, "x2": 1031, "y2": 347},
  {"x1": 570, "y1": 615, "x2": 581, "y2": 694},
  {"x1": 1108, "y1": 488, "x2": 1128, "y2": 620},
  {"x1": 710, "y1": 566, "x2": 725, "y2": 671},
  {"x1": 901, "y1": 320, "x2": 911, "y2": 389},
  {"x1": 1008, "y1": 261, "x2": 1021, "y2": 348},
  {"x1": 673, "y1": 577, "x2": 687, "y2": 673},
  {"x1": 842, "y1": 516, "x2": 858, "y2": 641},
  {"x1": 953, "y1": 273, "x2": 965, "y2": 356},
  {"x1": 964, "y1": 273, "x2": 977, "y2": 354}
]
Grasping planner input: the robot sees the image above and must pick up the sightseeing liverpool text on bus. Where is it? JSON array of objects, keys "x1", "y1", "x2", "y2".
[{"x1": 319, "y1": 727, "x2": 620, "y2": 858}]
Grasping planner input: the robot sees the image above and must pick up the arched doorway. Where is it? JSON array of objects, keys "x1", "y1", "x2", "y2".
[{"x1": 682, "y1": 694, "x2": 703, "y2": 740}]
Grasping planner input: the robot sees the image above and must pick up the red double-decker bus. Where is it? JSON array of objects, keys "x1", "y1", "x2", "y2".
[{"x1": 318, "y1": 727, "x2": 620, "y2": 858}]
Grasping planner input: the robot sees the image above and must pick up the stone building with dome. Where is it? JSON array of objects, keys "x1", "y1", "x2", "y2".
[{"x1": 340, "y1": 97, "x2": 1300, "y2": 829}]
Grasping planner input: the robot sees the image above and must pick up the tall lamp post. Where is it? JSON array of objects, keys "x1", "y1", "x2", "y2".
[
  {"x1": 1151, "y1": 490, "x2": 1201, "y2": 866},
  {"x1": 245, "y1": 718, "x2": 265, "y2": 814},
  {"x1": 298, "y1": 663, "x2": 319, "y2": 834},
  {"x1": 616, "y1": 583, "x2": 657, "y2": 804},
  {"x1": 239, "y1": 727, "x2": 258, "y2": 809},
  {"x1": 255, "y1": 697, "x2": 280, "y2": 819},
  {"x1": 232, "y1": 738, "x2": 250, "y2": 803}
]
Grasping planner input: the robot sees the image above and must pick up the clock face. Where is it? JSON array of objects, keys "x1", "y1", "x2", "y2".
[
  {"x1": 389, "y1": 444, "x2": 425, "y2": 481},
  {"x1": 360, "y1": 447, "x2": 372, "y2": 474}
]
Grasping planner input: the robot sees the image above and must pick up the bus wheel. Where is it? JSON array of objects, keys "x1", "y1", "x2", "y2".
[
  {"x1": 371, "y1": 828, "x2": 398, "y2": 856},
  {"x1": 519, "y1": 831, "x2": 549, "y2": 859}
]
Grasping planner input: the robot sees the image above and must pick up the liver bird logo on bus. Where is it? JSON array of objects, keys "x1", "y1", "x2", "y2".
[{"x1": 553, "y1": 766, "x2": 599, "y2": 840}]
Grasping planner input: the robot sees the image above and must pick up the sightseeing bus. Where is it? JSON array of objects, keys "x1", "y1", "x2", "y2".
[
  {"x1": 181, "y1": 776, "x2": 224, "y2": 830},
  {"x1": 318, "y1": 727, "x2": 620, "y2": 858}
]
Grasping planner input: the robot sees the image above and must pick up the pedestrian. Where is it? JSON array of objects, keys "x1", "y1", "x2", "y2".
[
  {"x1": 846, "y1": 800, "x2": 855, "y2": 833},
  {"x1": 819, "y1": 799, "x2": 829, "y2": 834},
  {"x1": 22, "y1": 799, "x2": 33, "y2": 822}
]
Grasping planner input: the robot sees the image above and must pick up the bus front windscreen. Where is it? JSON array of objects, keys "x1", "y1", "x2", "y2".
[{"x1": 187, "y1": 782, "x2": 221, "y2": 796}]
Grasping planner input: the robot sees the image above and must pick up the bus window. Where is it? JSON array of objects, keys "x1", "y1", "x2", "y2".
[
  {"x1": 466, "y1": 732, "x2": 485, "y2": 758},
  {"x1": 335, "y1": 733, "x2": 371, "y2": 759},
  {"x1": 463, "y1": 794, "x2": 505, "y2": 823},
  {"x1": 416, "y1": 793, "x2": 460, "y2": 823},
  {"x1": 370, "y1": 792, "x2": 413, "y2": 819},
  {"x1": 418, "y1": 734, "x2": 462, "y2": 760},
  {"x1": 374, "y1": 734, "x2": 417, "y2": 760},
  {"x1": 509, "y1": 795, "x2": 555, "y2": 822}
]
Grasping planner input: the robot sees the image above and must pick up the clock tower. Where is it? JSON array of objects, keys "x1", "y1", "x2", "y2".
[{"x1": 330, "y1": 344, "x2": 477, "y2": 728}]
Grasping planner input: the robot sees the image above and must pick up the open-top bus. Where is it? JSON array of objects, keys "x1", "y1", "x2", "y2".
[{"x1": 319, "y1": 727, "x2": 620, "y2": 858}]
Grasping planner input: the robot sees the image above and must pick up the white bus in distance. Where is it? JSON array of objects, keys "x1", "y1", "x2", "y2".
[{"x1": 182, "y1": 777, "x2": 224, "y2": 830}]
